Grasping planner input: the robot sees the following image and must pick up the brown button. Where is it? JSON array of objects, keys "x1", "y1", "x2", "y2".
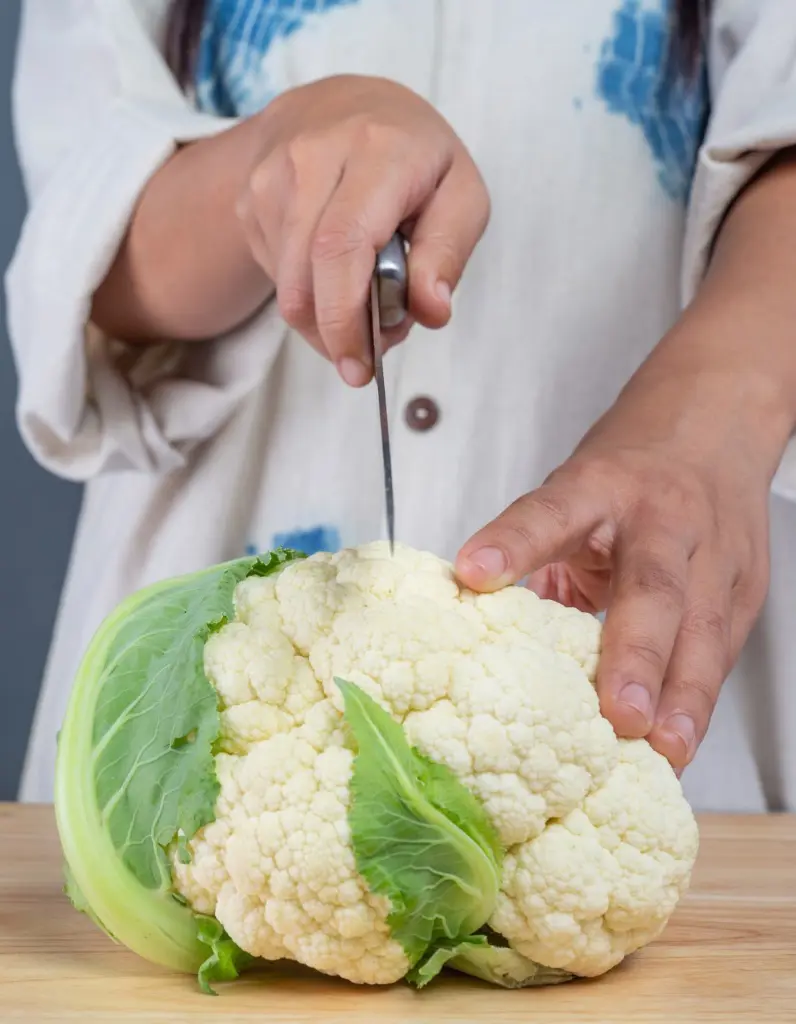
[{"x1": 404, "y1": 396, "x2": 439, "y2": 432}]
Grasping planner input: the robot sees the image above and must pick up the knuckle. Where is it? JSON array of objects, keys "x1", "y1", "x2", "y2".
[
  {"x1": 497, "y1": 490, "x2": 572, "y2": 556},
  {"x1": 647, "y1": 474, "x2": 701, "y2": 516},
  {"x1": 311, "y1": 218, "x2": 369, "y2": 266},
  {"x1": 625, "y1": 559, "x2": 685, "y2": 607},
  {"x1": 277, "y1": 284, "x2": 313, "y2": 328},
  {"x1": 499, "y1": 519, "x2": 544, "y2": 562},
  {"x1": 249, "y1": 158, "x2": 279, "y2": 201},
  {"x1": 543, "y1": 459, "x2": 585, "y2": 489},
  {"x1": 285, "y1": 133, "x2": 321, "y2": 173},
  {"x1": 619, "y1": 634, "x2": 670, "y2": 675},
  {"x1": 680, "y1": 605, "x2": 728, "y2": 648},
  {"x1": 315, "y1": 302, "x2": 354, "y2": 338},
  {"x1": 357, "y1": 118, "x2": 406, "y2": 152},
  {"x1": 569, "y1": 455, "x2": 625, "y2": 500},
  {"x1": 734, "y1": 566, "x2": 770, "y2": 613},
  {"x1": 663, "y1": 675, "x2": 719, "y2": 713},
  {"x1": 526, "y1": 490, "x2": 571, "y2": 533},
  {"x1": 418, "y1": 231, "x2": 464, "y2": 276}
]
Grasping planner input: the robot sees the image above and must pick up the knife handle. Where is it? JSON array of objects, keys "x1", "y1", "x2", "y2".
[{"x1": 374, "y1": 233, "x2": 408, "y2": 330}]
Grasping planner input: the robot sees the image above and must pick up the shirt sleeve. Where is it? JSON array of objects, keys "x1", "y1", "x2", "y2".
[
  {"x1": 5, "y1": 0, "x2": 281, "y2": 480},
  {"x1": 682, "y1": 1, "x2": 796, "y2": 298},
  {"x1": 681, "y1": 0, "x2": 796, "y2": 503}
]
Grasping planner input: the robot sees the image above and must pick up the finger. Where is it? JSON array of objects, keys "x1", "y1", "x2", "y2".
[
  {"x1": 525, "y1": 565, "x2": 557, "y2": 600},
  {"x1": 647, "y1": 564, "x2": 732, "y2": 772},
  {"x1": 236, "y1": 187, "x2": 278, "y2": 279},
  {"x1": 728, "y1": 567, "x2": 769, "y2": 664},
  {"x1": 407, "y1": 156, "x2": 490, "y2": 328},
  {"x1": 597, "y1": 522, "x2": 689, "y2": 739},
  {"x1": 311, "y1": 138, "x2": 451, "y2": 382},
  {"x1": 526, "y1": 564, "x2": 584, "y2": 611},
  {"x1": 239, "y1": 152, "x2": 332, "y2": 356},
  {"x1": 455, "y1": 479, "x2": 606, "y2": 591},
  {"x1": 272, "y1": 138, "x2": 348, "y2": 358}
]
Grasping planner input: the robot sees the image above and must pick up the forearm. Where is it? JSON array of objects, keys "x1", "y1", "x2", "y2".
[
  {"x1": 618, "y1": 150, "x2": 796, "y2": 480},
  {"x1": 91, "y1": 114, "x2": 272, "y2": 343}
]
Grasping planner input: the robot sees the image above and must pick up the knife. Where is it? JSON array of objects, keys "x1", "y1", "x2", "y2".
[{"x1": 370, "y1": 233, "x2": 407, "y2": 555}]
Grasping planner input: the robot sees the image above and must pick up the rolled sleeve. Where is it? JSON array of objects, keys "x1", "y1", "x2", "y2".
[
  {"x1": 683, "y1": 1, "x2": 796, "y2": 297},
  {"x1": 4, "y1": 0, "x2": 278, "y2": 481}
]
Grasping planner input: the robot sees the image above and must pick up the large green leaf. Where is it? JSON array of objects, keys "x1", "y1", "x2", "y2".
[
  {"x1": 55, "y1": 551, "x2": 303, "y2": 974},
  {"x1": 338, "y1": 680, "x2": 502, "y2": 967}
]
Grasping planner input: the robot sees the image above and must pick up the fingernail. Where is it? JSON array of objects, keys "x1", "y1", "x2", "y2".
[
  {"x1": 338, "y1": 357, "x2": 370, "y2": 388},
  {"x1": 616, "y1": 683, "x2": 653, "y2": 726},
  {"x1": 467, "y1": 547, "x2": 507, "y2": 581},
  {"x1": 660, "y1": 713, "x2": 696, "y2": 760},
  {"x1": 436, "y1": 280, "x2": 451, "y2": 306}
]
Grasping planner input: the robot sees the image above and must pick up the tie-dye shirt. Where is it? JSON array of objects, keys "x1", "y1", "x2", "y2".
[
  {"x1": 194, "y1": 0, "x2": 708, "y2": 205},
  {"x1": 10, "y1": 0, "x2": 796, "y2": 813}
]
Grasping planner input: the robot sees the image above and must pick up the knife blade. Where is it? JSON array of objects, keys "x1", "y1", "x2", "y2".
[{"x1": 370, "y1": 234, "x2": 407, "y2": 555}]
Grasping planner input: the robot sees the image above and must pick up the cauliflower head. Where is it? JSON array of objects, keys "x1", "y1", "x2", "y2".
[{"x1": 55, "y1": 543, "x2": 698, "y2": 994}]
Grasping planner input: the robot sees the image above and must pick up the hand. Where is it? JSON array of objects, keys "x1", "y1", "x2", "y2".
[
  {"x1": 455, "y1": 350, "x2": 789, "y2": 774},
  {"x1": 236, "y1": 75, "x2": 489, "y2": 385}
]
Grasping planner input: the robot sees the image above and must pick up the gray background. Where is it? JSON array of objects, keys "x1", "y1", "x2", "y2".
[{"x1": 0, "y1": 3, "x2": 82, "y2": 799}]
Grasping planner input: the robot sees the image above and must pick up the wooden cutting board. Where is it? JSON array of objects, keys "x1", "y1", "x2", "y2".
[{"x1": 1, "y1": 805, "x2": 795, "y2": 1022}]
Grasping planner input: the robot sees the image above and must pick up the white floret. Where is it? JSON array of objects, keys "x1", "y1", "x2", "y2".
[
  {"x1": 489, "y1": 741, "x2": 699, "y2": 976},
  {"x1": 173, "y1": 729, "x2": 407, "y2": 984},
  {"x1": 205, "y1": 620, "x2": 323, "y2": 751}
]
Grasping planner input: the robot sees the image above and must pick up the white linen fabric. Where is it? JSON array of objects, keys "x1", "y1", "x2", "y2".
[{"x1": 7, "y1": 0, "x2": 796, "y2": 808}]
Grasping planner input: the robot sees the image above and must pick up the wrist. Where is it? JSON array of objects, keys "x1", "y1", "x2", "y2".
[
  {"x1": 676, "y1": 291, "x2": 796, "y2": 430},
  {"x1": 624, "y1": 307, "x2": 796, "y2": 482},
  {"x1": 682, "y1": 148, "x2": 796, "y2": 435},
  {"x1": 93, "y1": 116, "x2": 272, "y2": 344}
]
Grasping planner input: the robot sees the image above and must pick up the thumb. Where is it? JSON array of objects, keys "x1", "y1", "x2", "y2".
[
  {"x1": 455, "y1": 484, "x2": 604, "y2": 592},
  {"x1": 407, "y1": 156, "x2": 490, "y2": 328}
]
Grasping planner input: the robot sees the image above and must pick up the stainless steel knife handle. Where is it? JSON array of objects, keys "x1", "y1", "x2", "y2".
[{"x1": 374, "y1": 234, "x2": 407, "y2": 329}]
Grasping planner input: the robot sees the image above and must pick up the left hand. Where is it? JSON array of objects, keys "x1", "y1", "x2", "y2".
[{"x1": 455, "y1": 352, "x2": 785, "y2": 774}]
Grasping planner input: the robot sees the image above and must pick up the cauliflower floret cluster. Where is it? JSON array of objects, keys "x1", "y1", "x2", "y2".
[{"x1": 173, "y1": 543, "x2": 699, "y2": 983}]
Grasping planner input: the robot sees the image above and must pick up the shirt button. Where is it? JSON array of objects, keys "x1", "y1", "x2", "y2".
[{"x1": 404, "y1": 396, "x2": 439, "y2": 432}]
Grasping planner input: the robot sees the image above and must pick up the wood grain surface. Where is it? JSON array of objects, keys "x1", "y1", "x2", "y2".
[{"x1": 1, "y1": 805, "x2": 794, "y2": 1022}]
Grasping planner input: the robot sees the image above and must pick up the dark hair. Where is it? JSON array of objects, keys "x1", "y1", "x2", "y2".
[
  {"x1": 166, "y1": 0, "x2": 207, "y2": 89},
  {"x1": 165, "y1": 0, "x2": 710, "y2": 90},
  {"x1": 673, "y1": 0, "x2": 711, "y2": 73}
]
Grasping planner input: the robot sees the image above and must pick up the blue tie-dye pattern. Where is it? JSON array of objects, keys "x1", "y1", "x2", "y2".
[
  {"x1": 196, "y1": 0, "x2": 359, "y2": 116},
  {"x1": 595, "y1": 0, "x2": 708, "y2": 202},
  {"x1": 198, "y1": 1, "x2": 707, "y2": 199},
  {"x1": 246, "y1": 525, "x2": 341, "y2": 557},
  {"x1": 272, "y1": 525, "x2": 341, "y2": 556}
]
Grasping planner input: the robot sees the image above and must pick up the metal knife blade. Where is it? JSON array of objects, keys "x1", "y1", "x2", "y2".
[{"x1": 370, "y1": 234, "x2": 407, "y2": 555}]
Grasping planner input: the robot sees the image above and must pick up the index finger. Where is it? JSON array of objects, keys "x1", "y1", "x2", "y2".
[
  {"x1": 455, "y1": 481, "x2": 606, "y2": 591},
  {"x1": 311, "y1": 144, "x2": 450, "y2": 380}
]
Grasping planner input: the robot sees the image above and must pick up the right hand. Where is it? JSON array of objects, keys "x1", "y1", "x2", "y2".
[{"x1": 236, "y1": 75, "x2": 490, "y2": 386}]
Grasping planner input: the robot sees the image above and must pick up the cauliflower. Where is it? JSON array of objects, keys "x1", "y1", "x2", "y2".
[{"x1": 55, "y1": 543, "x2": 698, "y2": 995}]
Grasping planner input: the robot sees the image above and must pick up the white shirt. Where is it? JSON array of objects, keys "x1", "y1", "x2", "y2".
[{"x1": 7, "y1": 0, "x2": 796, "y2": 809}]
